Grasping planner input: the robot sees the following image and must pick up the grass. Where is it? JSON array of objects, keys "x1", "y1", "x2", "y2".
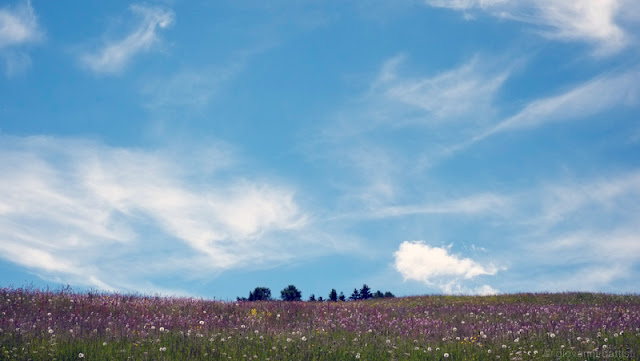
[{"x1": 0, "y1": 286, "x2": 638, "y2": 360}]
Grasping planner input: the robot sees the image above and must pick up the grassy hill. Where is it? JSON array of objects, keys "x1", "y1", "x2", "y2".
[{"x1": 1, "y1": 286, "x2": 638, "y2": 360}]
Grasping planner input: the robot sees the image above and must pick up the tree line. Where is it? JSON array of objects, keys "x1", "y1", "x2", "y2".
[{"x1": 237, "y1": 284, "x2": 394, "y2": 302}]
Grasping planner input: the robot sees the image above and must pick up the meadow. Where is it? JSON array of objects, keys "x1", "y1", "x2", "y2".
[{"x1": 0, "y1": 287, "x2": 638, "y2": 360}]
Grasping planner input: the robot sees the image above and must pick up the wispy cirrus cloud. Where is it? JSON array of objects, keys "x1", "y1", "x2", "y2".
[
  {"x1": 0, "y1": 135, "x2": 316, "y2": 293},
  {"x1": 373, "y1": 55, "x2": 509, "y2": 124},
  {"x1": 81, "y1": 4, "x2": 174, "y2": 74},
  {"x1": 0, "y1": 0, "x2": 42, "y2": 76},
  {"x1": 344, "y1": 54, "x2": 510, "y2": 133},
  {"x1": 0, "y1": 0, "x2": 40, "y2": 48},
  {"x1": 446, "y1": 66, "x2": 640, "y2": 155},
  {"x1": 334, "y1": 192, "x2": 509, "y2": 220},
  {"x1": 311, "y1": 55, "x2": 512, "y2": 205},
  {"x1": 425, "y1": 0, "x2": 636, "y2": 55}
]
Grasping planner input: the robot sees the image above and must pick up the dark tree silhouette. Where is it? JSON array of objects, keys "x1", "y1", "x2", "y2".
[
  {"x1": 329, "y1": 288, "x2": 338, "y2": 302},
  {"x1": 384, "y1": 291, "x2": 395, "y2": 298},
  {"x1": 308, "y1": 294, "x2": 316, "y2": 302},
  {"x1": 248, "y1": 287, "x2": 271, "y2": 301},
  {"x1": 359, "y1": 284, "x2": 372, "y2": 300},
  {"x1": 338, "y1": 292, "x2": 346, "y2": 302},
  {"x1": 373, "y1": 290, "x2": 385, "y2": 299},
  {"x1": 349, "y1": 288, "x2": 360, "y2": 301},
  {"x1": 280, "y1": 285, "x2": 302, "y2": 301},
  {"x1": 318, "y1": 296, "x2": 324, "y2": 302}
]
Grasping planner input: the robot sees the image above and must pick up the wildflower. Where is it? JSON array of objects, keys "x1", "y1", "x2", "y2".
[
  {"x1": 301, "y1": 336, "x2": 307, "y2": 342},
  {"x1": 355, "y1": 353, "x2": 361, "y2": 359},
  {"x1": 502, "y1": 345, "x2": 507, "y2": 349},
  {"x1": 427, "y1": 347, "x2": 432, "y2": 351},
  {"x1": 487, "y1": 349, "x2": 492, "y2": 354},
  {"x1": 199, "y1": 321, "x2": 205, "y2": 325},
  {"x1": 444, "y1": 352, "x2": 449, "y2": 358},
  {"x1": 159, "y1": 327, "x2": 165, "y2": 332},
  {"x1": 48, "y1": 329, "x2": 54, "y2": 334},
  {"x1": 549, "y1": 333, "x2": 556, "y2": 338},
  {"x1": 159, "y1": 347, "x2": 167, "y2": 352},
  {"x1": 150, "y1": 326, "x2": 155, "y2": 330},
  {"x1": 614, "y1": 333, "x2": 619, "y2": 337},
  {"x1": 533, "y1": 350, "x2": 538, "y2": 355},
  {"x1": 78, "y1": 353, "x2": 84, "y2": 358},
  {"x1": 103, "y1": 342, "x2": 107, "y2": 346},
  {"x1": 386, "y1": 339, "x2": 391, "y2": 344},
  {"x1": 286, "y1": 338, "x2": 292, "y2": 342}
]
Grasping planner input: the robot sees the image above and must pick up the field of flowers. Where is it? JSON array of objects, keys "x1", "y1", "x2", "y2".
[{"x1": 0, "y1": 287, "x2": 638, "y2": 360}]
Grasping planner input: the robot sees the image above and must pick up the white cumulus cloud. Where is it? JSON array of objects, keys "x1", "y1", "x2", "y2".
[
  {"x1": 394, "y1": 241, "x2": 499, "y2": 294},
  {"x1": 81, "y1": 4, "x2": 174, "y2": 74}
]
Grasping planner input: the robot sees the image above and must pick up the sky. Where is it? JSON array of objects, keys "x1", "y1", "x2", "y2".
[{"x1": 1, "y1": 0, "x2": 639, "y2": 300}]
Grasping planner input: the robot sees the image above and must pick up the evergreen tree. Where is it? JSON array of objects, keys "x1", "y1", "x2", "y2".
[
  {"x1": 308, "y1": 294, "x2": 316, "y2": 302},
  {"x1": 349, "y1": 288, "x2": 360, "y2": 300},
  {"x1": 359, "y1": 284, "x2": 372, "y2": 300},
  {"x1": 280, "y1": 285, "x2": 302, "y2": 301},
  {"x1": 373, "y1": 290, "x2": 384, "y2": 299},
  {"x1": 318, "y1": 296, "x2": 324, "y2": 302},
  {"x1": 329, "y1": 288, "x2": 338, "y2": 302},
  {"x1": 338, "y1": 292, "x2": 346, "y2": 302},
  {"x1": 384, "y1": 291, "x2": 395, "y2": 298}
]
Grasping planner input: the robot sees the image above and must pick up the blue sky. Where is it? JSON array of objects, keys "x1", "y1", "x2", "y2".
[{"x1": 1, "y1": 0, "x2": 639, "y2": 299}]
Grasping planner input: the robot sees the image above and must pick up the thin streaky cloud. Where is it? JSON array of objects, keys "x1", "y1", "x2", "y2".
[
  {"x1": 81, "y1": 4, "x2": 174, "y2": 74},
  {"x1": 331, "y1": 192, "x2": 509, "y2": 221},
  {"x1": 371, "y1": 54, "x2": 509, "y2": 126},
  {"x1": 444, "y1": 67, "x2": 640, "y2": 155},
  {"x1": 425, "y1": 0, "x2": 633, "y2": 55}
]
